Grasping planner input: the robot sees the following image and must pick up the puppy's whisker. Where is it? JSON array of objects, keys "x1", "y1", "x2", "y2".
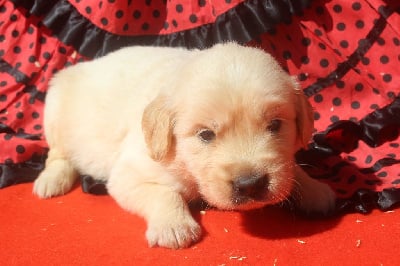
[
  {"x1": 297, "y1": 163, "x2": 318, "y2": 169},
  {"x1": 290, "y1": 177, "x2": 307, "y2": 205}
]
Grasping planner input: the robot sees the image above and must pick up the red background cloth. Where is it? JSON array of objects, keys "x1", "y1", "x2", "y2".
[{"x1": 1, "y1": 183, "x2": 400, "y2": 265}]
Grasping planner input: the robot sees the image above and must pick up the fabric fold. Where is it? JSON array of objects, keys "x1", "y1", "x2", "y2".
[{"x1": 10, "y1": 0, "x2": 312, "y2": 58}]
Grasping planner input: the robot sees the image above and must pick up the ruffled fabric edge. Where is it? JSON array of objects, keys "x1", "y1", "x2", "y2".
[
  {"x1": 309, "y1": 96, "x2": 400, "y2": 155},
  {"x1": 295, "y1": 96, "x2": 400, "y2": 214},
  {"x1": 336, "y1": 188, "x2": 400, "y2": 214},
  {"x1": 10, "y1": 0, "x2": 312, "y2": 58},
  {"x1": 0, "y1": 153, "x2": 45, "y2": 188}
]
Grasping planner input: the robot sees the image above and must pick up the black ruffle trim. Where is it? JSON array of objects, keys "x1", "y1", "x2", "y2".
[
  {"x1": 0, "y1": 153, "x2": 45, "y2": 188},
  {"x1": 336, "y1": 188, "x2": 400, "y2": 214},
  {"x1": 305, "y1": 95, "x2": 400, "y2": 157},
  {"x1": 80, "y1": 175, "x2": 108, "y2": 195},
  {"x1": 296, "y1": 95, "x2": 400, "y2": 214},
  {"x1": 10, "y1": 0, "x2": 312, "y2": 58}
]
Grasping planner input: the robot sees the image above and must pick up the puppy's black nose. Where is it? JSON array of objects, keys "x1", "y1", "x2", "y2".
[{"x1": 233, "y1": 175, "x2": 268, "y2": 200}]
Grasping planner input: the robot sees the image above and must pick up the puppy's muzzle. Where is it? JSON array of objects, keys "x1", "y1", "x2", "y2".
[{"x1": 232, "y1": 175, "x2": 269, "y2": 204}]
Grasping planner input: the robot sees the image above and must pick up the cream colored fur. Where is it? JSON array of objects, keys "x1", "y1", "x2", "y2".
[{"x1": 33, "y1": 43, "x2": 335, "y2": 249}]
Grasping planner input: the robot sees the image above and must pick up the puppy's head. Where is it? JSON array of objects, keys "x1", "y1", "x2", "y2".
[{"x1": 142, "y1": 43, "x2": 313, "y2": 210}]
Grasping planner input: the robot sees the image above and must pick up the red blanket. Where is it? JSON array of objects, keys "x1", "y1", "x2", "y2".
[{"x1": 1, "y1": 0, "x2": 399, "y2": 213}]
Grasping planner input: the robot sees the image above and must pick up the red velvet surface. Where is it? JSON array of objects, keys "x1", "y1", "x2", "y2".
[{"x1": 1, "y1": 183, "x2": 399, "y2": 265}]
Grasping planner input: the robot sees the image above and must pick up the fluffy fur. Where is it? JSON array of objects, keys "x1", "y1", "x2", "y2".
[{"x1": 33, "y1": 43, "x2": 336, "y2": 249}]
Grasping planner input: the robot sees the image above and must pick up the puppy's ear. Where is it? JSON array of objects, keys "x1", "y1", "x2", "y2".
[
  {"x1": 293, "y1": 82, "x2": 314, "y2": 149},
  {"x1": 142, "y1": 95, "x2": 175, "y2": 161}
]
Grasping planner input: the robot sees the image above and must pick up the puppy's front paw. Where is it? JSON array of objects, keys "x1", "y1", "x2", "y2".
[
  {"x1": 33, "y1": 160, "x2": 76, "y2": 198},
  {"x1": 296, "y1": 180, "x2": 336, "y2": 215},
  {"x1": 146, "y1": 214, "x2": 201, "y2": 249},
  {"x1": 33, "y1": 172, "x2": 70, "y2": 198}
]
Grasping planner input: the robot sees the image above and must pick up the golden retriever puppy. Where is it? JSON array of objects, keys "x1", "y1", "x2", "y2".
[{"x1": 33, "y1": 43, "x2": 336, "y2": 249}]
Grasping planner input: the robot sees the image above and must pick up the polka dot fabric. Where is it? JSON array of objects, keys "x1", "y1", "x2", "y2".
[
  {"x1": 1, "y1": 0, "x2": 399, "y2": 212},
  {"x1": 69, "y1": 0, "x2": 245, "y2": 35},
  {"x1": 0, "y1": 0, "x2": 86, "y2": 172}
]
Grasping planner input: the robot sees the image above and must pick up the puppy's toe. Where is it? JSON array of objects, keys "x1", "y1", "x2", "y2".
[
  {"x1": 296, "y1": 180, "x2": 336, "y2": 215},
  {"x1": 34, "y1": 173, "x2": 68, "y2": 198},
  {"x1": 146, "y1": 215, "x2": 201, "y2": 249},
  {"x1": 33, "y1": 161, "x2": 76, "y2": 198}
]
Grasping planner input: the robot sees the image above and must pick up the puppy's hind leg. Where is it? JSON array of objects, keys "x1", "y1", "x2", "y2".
[
  {"x1": 33, "y1": 148, "x2": 78, "y2": 198},
  {"x1": 293, "y1": 165, "x2": 336, "y2": 215}
]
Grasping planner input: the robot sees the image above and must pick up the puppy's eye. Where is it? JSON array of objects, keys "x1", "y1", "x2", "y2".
[
  {"x1": 197, "y1": 128, "x2": 216, "y2": 143},
  {"x1": 267, "y1": 119, "x2": 282, "y2": 134}
]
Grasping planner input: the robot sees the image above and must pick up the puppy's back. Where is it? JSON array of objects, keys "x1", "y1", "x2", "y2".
[{"x1": 44, "y1": 46, "x2": 192, "y2": 178}]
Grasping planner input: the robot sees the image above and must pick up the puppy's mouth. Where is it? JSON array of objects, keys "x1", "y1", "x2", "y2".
[{"x1": 199, "y1": 171, "x2": 294, "y2": 211}]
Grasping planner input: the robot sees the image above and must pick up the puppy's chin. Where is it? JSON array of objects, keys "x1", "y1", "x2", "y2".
[
  {"x1": 194, "y1": 165, "x2": 296, "y2": 212},
  {"x1": 207, "y1": 192, "x2": 288, "y2": 211},
  {"x1": 208, "y1": 176, "x2": 296, "y2": 211},
  {"x1": 231, "y1": 194, "x2": 287, "y2": 211},
  {"x1": 231, "y1": 200, "x2": 270, "y2": 211}
]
